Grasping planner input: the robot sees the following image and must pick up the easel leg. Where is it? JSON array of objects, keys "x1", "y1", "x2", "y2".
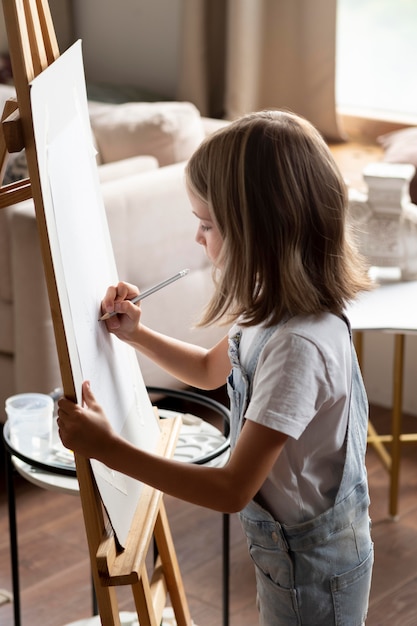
[
  {"x1": 76, "y1": 456, "x2": 122, "y2": 626},
  {"x1": 131, "y1": 565, "x2": 160, "y2": 626},
  {"x1": 91, "y1": 573, "x2": 98, "y2": 615},
  {"x1": 90, "y1": 566, "x2": 121, "y2": 626},
  {"x1": 154, "y1": 500, "x2": 192, "y2": 626}
]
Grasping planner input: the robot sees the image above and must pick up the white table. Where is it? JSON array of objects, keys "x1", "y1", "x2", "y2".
[
  {"x1": 346, "y1": 279, "x2": 417, "y2": 518},
  {"x1": 3, "y1": 388, "x2": 231, "y2": 626}
]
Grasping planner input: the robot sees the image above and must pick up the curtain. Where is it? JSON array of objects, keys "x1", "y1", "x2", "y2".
[{"x1": 177, "y1": 0, "x2": 344, "y2": 141}]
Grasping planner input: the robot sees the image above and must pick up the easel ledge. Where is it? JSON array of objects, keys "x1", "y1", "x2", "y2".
[
  {"x1": 94, "y1": 415, "x2": 191, "y2": 626},
  {"x1": 97, "y1": 416, "x2": 181, "y2": 585}
]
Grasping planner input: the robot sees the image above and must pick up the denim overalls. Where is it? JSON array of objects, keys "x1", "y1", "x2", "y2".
[{"x1": 227, "y1": 321, "x2": 374, "y2": 626}]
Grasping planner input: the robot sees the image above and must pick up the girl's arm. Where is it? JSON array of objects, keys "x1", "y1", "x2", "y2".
[
  {"x1": 58, "y1": 382, "x2": 288, "y2": 514},
  {"x1": 101, "y1": 281, "x2": 231, "y2": 390},
  {"x1": 127, "y1": 326, "x2": 231, "y2": 390}
]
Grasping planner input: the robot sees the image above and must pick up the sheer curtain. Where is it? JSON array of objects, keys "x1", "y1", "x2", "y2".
[{"x1": 178, "y1": 0, "x2": 344, "y2": 141}]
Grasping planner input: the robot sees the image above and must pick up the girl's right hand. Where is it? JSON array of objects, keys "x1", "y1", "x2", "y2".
[{"x1": 101, "y1": 281, "x2": 142, "y2": 341}]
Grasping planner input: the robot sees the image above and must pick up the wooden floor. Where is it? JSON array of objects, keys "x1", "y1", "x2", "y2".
[{"x1": 1, "y1": 403, "x2": 417, "y2": 626}]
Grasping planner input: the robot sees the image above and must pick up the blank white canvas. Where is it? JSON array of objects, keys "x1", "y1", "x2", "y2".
[{"x1": 29, "y1": 41, "x2": 160, "y2": 547}]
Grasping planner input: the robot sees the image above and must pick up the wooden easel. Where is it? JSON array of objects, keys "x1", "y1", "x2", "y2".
[{"x1": 0, "y1": 1, "x2": 191, "y2": 624}]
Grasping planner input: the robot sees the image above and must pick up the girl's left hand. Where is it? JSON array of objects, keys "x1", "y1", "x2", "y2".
[{"x1": 57, "y1": 381, "x2": 115, "y2": 461}]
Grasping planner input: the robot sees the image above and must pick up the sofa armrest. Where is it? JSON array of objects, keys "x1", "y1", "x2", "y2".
[
  {"x1": 10, "y1": 162, "x2": 225, "y2": 394},
  {"x1": 11, "y1": 201, "x2": 62, "y2": 395}
]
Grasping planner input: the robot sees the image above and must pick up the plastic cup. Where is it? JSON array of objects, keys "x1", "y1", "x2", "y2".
[{"x1": 5, "y1": 393, "x2": 54, "y2": 458}]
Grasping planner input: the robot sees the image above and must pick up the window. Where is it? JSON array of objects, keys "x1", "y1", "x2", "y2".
[{"x1": 336, "y1": 0, "x2": 417, "y2": 123}]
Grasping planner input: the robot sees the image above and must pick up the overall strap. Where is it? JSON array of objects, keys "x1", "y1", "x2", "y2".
[{"x1": 245, "y1": 325, "x2": 280, "y2": 392}]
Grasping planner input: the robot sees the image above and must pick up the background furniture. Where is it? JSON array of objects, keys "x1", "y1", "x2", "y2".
[
  {"x1": 346, "y1": 280, "x2": 417, "y2": 518},
  {"x1": 0, "y1": 83, "x2": 228, "y2": 419}
]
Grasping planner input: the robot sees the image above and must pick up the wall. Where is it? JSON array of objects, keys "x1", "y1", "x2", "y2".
[
  {"x1": 72, "y1": 0, "x2": 182, "y2": 98},
  {"x1": 0, "y1": 1, "x2": 182, "y2": 98}
]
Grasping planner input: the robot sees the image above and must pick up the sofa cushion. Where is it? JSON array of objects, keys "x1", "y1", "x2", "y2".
[
  {"x1": 101, "y1": 161, "x2": 208, "y2": 285},
  {"x1": 97, "y1": 155, "x2": 158, "y2": 183},
  {"x1": 378, "y1": 127, "x2": 417, "y2": 204},
  {"x1": 90, "y1": 101, "x2": 205, "y2": 167}
]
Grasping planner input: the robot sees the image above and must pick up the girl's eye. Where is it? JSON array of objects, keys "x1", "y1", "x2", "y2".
[{"x1": 200, "y1": 223, "x2": 212, "y2": 233}]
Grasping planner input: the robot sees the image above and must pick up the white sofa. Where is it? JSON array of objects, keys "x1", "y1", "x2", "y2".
[{"x1": 0, "y1": 88, "x2": 228, "y2": 420}]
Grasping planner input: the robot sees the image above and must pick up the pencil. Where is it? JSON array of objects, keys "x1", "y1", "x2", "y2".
[{"x1": 99, "y1": 269, "x2": 190, "y2": 321}]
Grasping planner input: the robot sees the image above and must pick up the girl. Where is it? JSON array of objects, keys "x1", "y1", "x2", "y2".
[{"x1": 58, "y1": 110, "x2": 374, "y2": 625}]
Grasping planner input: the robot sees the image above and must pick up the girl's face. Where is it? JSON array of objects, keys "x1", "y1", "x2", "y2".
[{"x1": 187, "y1": 184, "x2": 223, "y2": 267}]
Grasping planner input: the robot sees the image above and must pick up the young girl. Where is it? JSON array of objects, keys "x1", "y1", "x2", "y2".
[{"x1": 58, "y1": 110, "x2": 374, "y2": 625}]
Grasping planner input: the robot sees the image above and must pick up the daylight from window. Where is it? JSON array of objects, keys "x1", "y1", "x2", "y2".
[{"x1": 336, "y1": 0, "x2": 417, "y2": 120}]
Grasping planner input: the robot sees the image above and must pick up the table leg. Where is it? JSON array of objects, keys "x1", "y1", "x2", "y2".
[
  {"x1": 356, "y1": 331, "x2": 407, "y2": 519},
  {"x1": 390, "y1": 334, "x2": 405, "y2": 519},
  {"x1": 353, "y1": 331, "x2": 363, "y2": 367},
  {"x1": 222, "y1": 513, "x2": 229, "y2": 626},
  {"x1": 5, "y1": 449, "x2": 21, "y2": 625}
]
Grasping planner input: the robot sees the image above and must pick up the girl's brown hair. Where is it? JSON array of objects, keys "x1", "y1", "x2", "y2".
[{"x1": 186, "y1": 110, "x2": 371, "y2": 327}]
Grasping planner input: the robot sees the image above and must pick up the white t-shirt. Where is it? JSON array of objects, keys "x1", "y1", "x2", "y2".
[{"x1": 234, "y1": 313, "x2": 352, "y2": 525}]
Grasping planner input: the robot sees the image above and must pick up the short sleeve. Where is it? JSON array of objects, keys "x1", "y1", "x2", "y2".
[{"x1": 244, "y1": 330, "x2": 332, "y2": 440}]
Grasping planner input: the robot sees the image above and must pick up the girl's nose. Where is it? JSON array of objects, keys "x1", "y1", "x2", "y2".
[{"x1": 195, "y1": 229, "x2": 205, "y2": 246}]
